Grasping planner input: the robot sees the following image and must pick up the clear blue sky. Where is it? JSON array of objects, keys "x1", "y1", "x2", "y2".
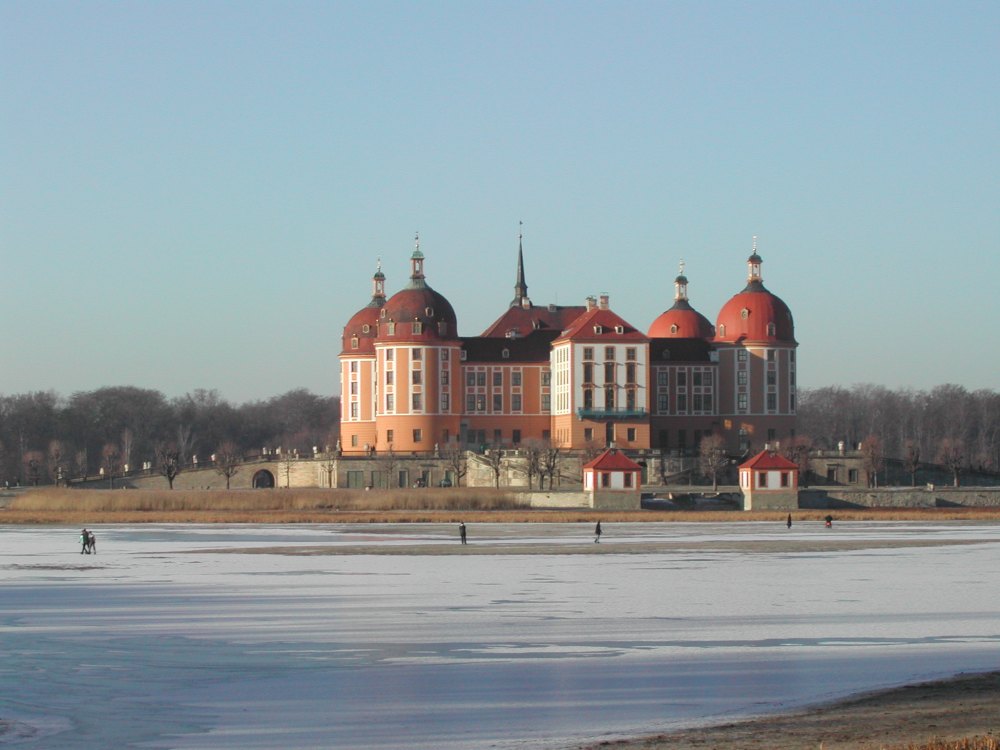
[{"x1": 2, "y1": 1, "x2": 997, "y2": 403}]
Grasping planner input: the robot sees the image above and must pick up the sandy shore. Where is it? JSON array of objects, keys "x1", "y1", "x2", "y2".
[{"x1": 575, "y1": 671, "x2": 1000, "y2": 750}]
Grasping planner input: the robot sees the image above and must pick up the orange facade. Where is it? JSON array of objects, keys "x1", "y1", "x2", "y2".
[{"x1": 340, "y1": 239, "x2": 798, "y2": 456}]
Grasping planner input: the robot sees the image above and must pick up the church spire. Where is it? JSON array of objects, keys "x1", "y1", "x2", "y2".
[{"x1": 510, "y1": 222, "x2": 531, "y2": 308}]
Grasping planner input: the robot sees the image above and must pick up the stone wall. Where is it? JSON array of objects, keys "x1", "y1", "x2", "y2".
[{"x1": 798, "y1": 487, "x2": 1000, "y2": 509}]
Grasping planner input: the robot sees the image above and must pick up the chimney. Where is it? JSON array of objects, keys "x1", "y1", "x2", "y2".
[
  {"x1": 585, "y1": 296, "x2": 597, "y2": 311},
  {"x1": 598, "y1": 293, "x2": 609, "y2": 310}
]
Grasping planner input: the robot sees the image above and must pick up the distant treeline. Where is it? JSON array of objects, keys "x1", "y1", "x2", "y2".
[
  {"x1": 798, "y1": 384, "x2": 1000, "y2": 473},
  {"x1": 2, "y1": 383, "x2": 997, "y2": 487},
  {"x1": 0, "y1": 387, "x2": 339, "y2": 485}
]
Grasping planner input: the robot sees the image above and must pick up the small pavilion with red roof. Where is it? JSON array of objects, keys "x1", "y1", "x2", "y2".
[
  {"x1": 582, "y1": 448, "x2": 643, "y2": 509},
  {"x1": 738, "y1": 448, "x2": 799, "y2": 510}
]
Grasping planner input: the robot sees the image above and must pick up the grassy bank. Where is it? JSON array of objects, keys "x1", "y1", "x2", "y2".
[{"x1": 5, "y1": 487, "x2": 1000, "y2": 524}]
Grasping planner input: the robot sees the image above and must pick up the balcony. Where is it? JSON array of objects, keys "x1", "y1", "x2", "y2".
[{"x1": 576, "y1": 407, "x2": 648, "y2": 420}]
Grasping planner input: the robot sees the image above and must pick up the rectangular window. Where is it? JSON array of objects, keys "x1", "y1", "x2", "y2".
[
  {"x1": 677, "y1": 371, "x2": 687, "y2": 386},
  {"x1": 626, "y1": 363, "x2": 636, "y2": 383},
  {"x1": 737, "y1": 349, "x2": 747, "y2": 362},
  {"x1": 476, "y1": 395, "x2": 486, "y2": 411},
  {"x1": 704, "y1": 371, "x2": 713, "y2": 385},
  {"x1": 657, "y1": 370, "x2": 668, "y2": 387},
  {"x1": 626, "y1": 389, "x2": 636, "y2": 409},
  {"x1": 386, "y1": 371, "x2": 394, "y2": 385},
  {"x1": 476, "y1": 372, "x2": 486, "y2": 387},
  {"x1": 350, "y1": 402, "x2": 358, "y2": 418},
  {"x1": 441, "y1": 369, "x2": 449, "y2": 385},
  {"x1": 351, "y1": 434, "x2": 359, "y2": 447},
  {"x1": 657, "y1": 394, "x2": 669, "y2": 412},
  {"x1": 626, "y1": 347, "x2": 637, "y2": 361},
  {"x1": 412, "y1": 321, "x2": 423, "y2": 335},
  {"x1": 757, "y1": 471, "x2": 768, "y2": 488},
  {"x1": 583, "y1": 363, "x2": 594, "y2": 383},
  {"x1": 441, "y1": 349, "x2": 449, "y2": 361},
  {"x1": 512, "y1": 429, "x2": 521, "y2": 445},
  {"x1": 781, "y1": 472, "x2": 790, "y2": 488},
  {"x1": 412, "y1": 348, "x2": 422, "y2": 360},
  {"x1": 541, "y1": 370, "x2": 551, "y2": 386},
  {"x1": 466, "y1": 372, "x2": 476, "y2": 387},
  {"x1": 512, "y1": 394, "x2": 521, "y2": 411},
  {"x1": 350, "y1": 381, "x2": 358, "y2": 394},
  {"x1": 693, "y1": 394, "x2": 703, "y2": 411},
  {"x1": 413, "y1": 429, "x2": 422, "y2": 443},
  {"x1": 704, "y1": 394, "x2": 713, "y2": 411},
  {"x1": 767, "y1": 393, "x2": 777, "y2": 411},
  {"x1": 584, "y1": 428, "x2": 593, "y2": 442},
  {"x1": 350, "y1": 361, "x2": 358, "y2": 373},
  {"x1": 441, "y1": 394, "x2": 449, "y2": 411},
  {"x1": 493, "y1": 429, "x2": 502, "y2": 444},
  {"x1": 493, "y1": 371, "x2": 502, "y2": 386},
  {"x1": 386, "y1": 394, "x2": 394, "y2": 411},
  {"x1": 677, "y1": 393, "x2": 687, "y2": 412},
  {"x1": 738, "y1": 371, "x2": 748, "y2": 386},
  {"x1": 693, "y1": 372, "x2": 703, "y2": 386},
  {"x1": 412, "y1": 393, "x2": 422, "y2": 410},
  {"x1": 624, "y1": 472, "x2": 633, "y2": 488},
  {"x1": 584, "y1": 388, "x2": 594, "y2": 408},
  {"x1": 738, "y1": 393, "x2": 748, "y2": 411},
  {"x1": 493, "y1": 394, "x2": 503, "y2": 411},
  {"x1": 605, "y1": 386, "x2": 615, "y2": 409},
  {"x1": 412, "y1": 370, "x2": 422, "y2": 385},
  {"x1": 385, "y1": 349, "x2": 394, "y2": 361},
  {"x1": 849, "y1": 468, "x2": 859, "y2": 483},
  {"x1": 605, "y1": 346, "x2": 615, "y2": 360},
  {"x1": 604, "y1": 362, "x2": 615, "y2": 382},
  {"x1": 583, "y1": 347, "x2": 594, "y2": 360},
  {"x1": 541, "y1": 394, "x2": 551, "y2": 411},
  {"x1": 512, "y1": 371, "x2": 521, "y2": 386},
  {"x1": 627, "y1": 427, "x2": 636, "y2": 441},
  {"x1": 601, "y1": 472, "x2": 610, "y2": 488},
  {"x1": 466, "y1": 395, "x2": 476, "y2": 412},
  {"x1": 767, "y1": 371, "x2": 776, "y2": 386},
  {"x1": 386, "y1": 429, "x2": 394, "y2": 444},
  {"x1": 767, "y1": 350, "x2": 775, "y2": 362}
]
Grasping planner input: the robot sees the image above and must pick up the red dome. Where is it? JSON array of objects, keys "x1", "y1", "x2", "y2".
[
  {"x1": 381, "y1": 284, "x2": 458, "y2": 342},
  {"x1": 341, "y1": 303, "x2": 382, "y2": 354},
  {"x1": 648, "y1": 300, "x2": 715, "y2": 339},
  {"x1": 715, "y1": 284, "x2": 795, "y2": 344}
]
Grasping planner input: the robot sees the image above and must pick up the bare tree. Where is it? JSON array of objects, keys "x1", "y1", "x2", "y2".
[
  {"x1": 484, "y1": 446, "x2": 504, "y2": 489},
  {"x1": 378, "y1": 446, "x2": 398, "y2": 488},
  {"x1": 318, "y1": 448, "x2": 337, "y2": 488},
  {"x1": 154, "y1": 442, "x2": 182, "y2": 489},
  {"x1": 698, "y1": 433, "x2": 728, "y2": 491},
  {"x1": 101, "y1": 443, "x2": 121, "y2": 489},
  {"x1": 937, "y1": 437, "x2": 964, "y2": 487},
  {"x1": 540, "y1": 443, "x2": 562, "y2": 490},
  {"x1": 521, "y1": 439, "x2": 543, "y2": 490},
  {"x1": 442, "y1": 444, "x2": 467, "y2": 487},
  {"x1": 214, "y1": 441, "x2": 242, "y2": 490},
  {"x1": 781, "y1": 435, "x2": 814, "y2": 488},
  {"x1": 120, "y1": 428, "x2": 135, "y2": 475},
  {"x1": 903, "y1": 439, "x2": 921, "y2": 487},
  {"x1": 23, "y1": 450, "x2": 44, "y2": 486},
  {"x1": 859, "y1": 435, "x2": 885, "y2": 488},
  {"x1": 47, "y1": 439, "x2": 66, "y2": 486}
]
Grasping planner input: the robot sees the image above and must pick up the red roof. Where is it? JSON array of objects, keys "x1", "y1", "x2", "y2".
[
  {"x1": 739, "y1": 450, "x2": 798, "y2": 471},
  {"x1": 555, "y1": 306, "x2": 647, "y2": 343},
  {"x1": 582, "y1": 449, "x2": 642, "y2": 471},
  {"x1": 480, "y1": 303, "x2": 586, "y2": 338}
]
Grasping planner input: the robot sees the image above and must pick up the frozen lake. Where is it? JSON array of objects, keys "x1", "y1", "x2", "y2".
[{"x1": 2, "y1": 521, "x2": 999, "y2": 749}]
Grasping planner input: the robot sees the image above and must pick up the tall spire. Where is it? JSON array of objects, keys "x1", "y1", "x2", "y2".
[{"x1": 510, "y1": 221, "x2": 531, "y2": 308}]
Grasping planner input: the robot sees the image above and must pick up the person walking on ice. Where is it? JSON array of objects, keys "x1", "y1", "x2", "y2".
[
  {"x1": 458, "y1": 522, "x2": 467, "y2": 544},
  {"x1": 594, "y1": 521, "x2": 602, "y2": 543}
]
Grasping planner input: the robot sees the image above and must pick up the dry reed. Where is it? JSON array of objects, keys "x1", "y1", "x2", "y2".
[{"x1": 5, "y1": 488, "x2": 1000, "y2": 525}]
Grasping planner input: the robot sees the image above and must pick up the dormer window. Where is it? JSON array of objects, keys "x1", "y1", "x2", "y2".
[
  {"x1": 670, "y1": 324, "x2": 678, "y2": 334},
  {"x1": 741, "y1": 308, "x2": 749, "y2": 319},
  {"x1": 425, "y1": 307, "x2": 434, "y2": 317},
  {"x1": 386, "y1": 321, "x2": 396, "y2": 335},
  {"x1": 413, "y1": 321, "x2": 423, "y2": 335},
  {"x1": 460, "y1": 350, "x2": 467, "y2": 360},
  {"x1": 502, "y1": 349, "x2": 510, "y2": 359},
  {"x1": 615, "y1": 325, "x2": 624, "y2": 334},
  {"x1": 351, "y1": 336, "x2": 359, "y2": 349},
  {"x1": 362, "y1": 324, "x2": 370, "y2": 334},
  {"x1": 594, "y1": 325, "x2": 603, "y2": 334},
  {"x1": 719, "y1": 324, "x2": 726, "y2": 337},
  {"x1": 438, "y1": 321, "x2": 448, "y2": 336},
  {"x1": 767, "y1": 322, "x2": 776, "y2": 336}
]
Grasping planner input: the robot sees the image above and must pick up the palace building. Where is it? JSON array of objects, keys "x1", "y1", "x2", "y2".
[{"x1": 340, "y1": 236, "x2": 797, "y2": 457}]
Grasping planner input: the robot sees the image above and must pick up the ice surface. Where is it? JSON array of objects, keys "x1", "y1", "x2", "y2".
[{"x1": 2, "y1": 521, "x2": 999, "y2": 748}]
